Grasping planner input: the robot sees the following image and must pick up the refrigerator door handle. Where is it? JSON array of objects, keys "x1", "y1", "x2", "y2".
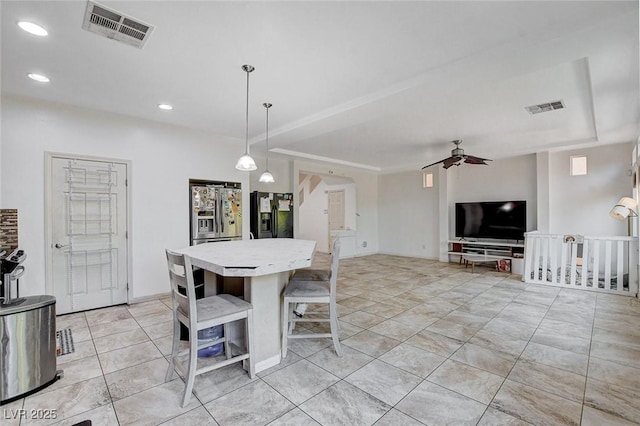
[
  {"x1": 272, "y1": 205, "x2": 278, "y2": 238},
  {"x1": 213, "y1": 189, "x2": 219, "y2": 235},
  {"x1": 219, "y1": 196, "x2": 224, "y2": 234}
]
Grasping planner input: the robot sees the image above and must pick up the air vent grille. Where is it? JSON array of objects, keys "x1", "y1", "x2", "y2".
[
  {"x1": 525, "y1": 100, "x2": 565, "y2": 115},
  {"x1": 82, "y1": 1, "x2": 154, "y2": 49}
]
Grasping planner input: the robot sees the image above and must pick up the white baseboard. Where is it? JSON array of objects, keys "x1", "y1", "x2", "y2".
[
  {"x1": 128, "y1": 292, "x2": 170, "y2": 305},
  {"x1": 254, "y1": 353, "x2": 282, "y2": 373},
  {"x1": 376, "y1": 251, "x2": 440, "y2": 261}
]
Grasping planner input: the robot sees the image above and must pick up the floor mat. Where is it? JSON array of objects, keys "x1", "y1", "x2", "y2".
[{"x1": 56, "y1": 328, "x2": 75, "y2": 356}]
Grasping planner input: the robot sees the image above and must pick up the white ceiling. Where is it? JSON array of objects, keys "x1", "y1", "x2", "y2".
[{"x1": 2, "y1": 1, "x2": 638, "y2": 172}]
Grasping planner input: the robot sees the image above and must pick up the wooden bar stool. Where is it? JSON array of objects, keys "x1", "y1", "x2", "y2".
[
  {"x1": 282, "y1": 239, "x2": 342, "y2": 357},
  {"x1": 165, "y1": 250, "x2": 255, "y2": 407}
]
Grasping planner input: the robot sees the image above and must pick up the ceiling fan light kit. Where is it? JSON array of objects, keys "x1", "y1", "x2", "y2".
[{"x1": 422, "y1": 140, "x2": 492, "y2": 170}]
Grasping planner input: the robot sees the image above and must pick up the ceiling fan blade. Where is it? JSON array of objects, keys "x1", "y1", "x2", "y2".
[
  {"x1": 463, "y1": 155, "x2": 492, "y2": 165},
  {"x1": 422, "y1": 156, "x2": 463, "y2": 169},
  {"x1": 443, "y1": 156, "x2": 463, "y2": 169},
  {"x1": 421, "y1": 143, "x2": 491, "y2": 169},
  {"x1": 422, "y1": 159, "x2": 445, "y2": 169}
]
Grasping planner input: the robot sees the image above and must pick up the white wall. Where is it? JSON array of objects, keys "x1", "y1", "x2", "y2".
[
  {"x1": 548, "y1": 143, "x2": 633, "y2": 236},
  {"x1": 378, "y1": 171, "x2": 440, "y2": 258},
  {"x1": 292, "y1": 160, "x2": 378, "y2": 257},
  {"x1": 379, "y1": 155, "x2": 537, "y2": 260},
  {"x1": 1, "y1": 95, "x2": 250, "y2": 300},
  {"x1": 449, "y1": 154, "x2": 538, "y2": 237},
  {"x1": 536, "y1": 152, "x2": 551, "y2": 233},
  {"x1": 0, "y1": 99, "x2": 2, "y2": 207},
  {"x1": 3, "y1": 95, "x2": 632, "y2": 302},
  {"x1": 378, "y1": 147, "x2": 633, "y2": 262}
]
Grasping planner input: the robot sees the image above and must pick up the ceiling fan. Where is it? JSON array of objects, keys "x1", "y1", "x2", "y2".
[{"x1": 422, "y1": 140, "x2": 492, "y2": 169}]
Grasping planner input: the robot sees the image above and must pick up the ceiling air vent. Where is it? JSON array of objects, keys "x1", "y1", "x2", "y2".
[
  {"x1": 525, "y1": 100, "x2": 565, "y2": 115},
  {"x1": 82, "y1": 1, "x2": 154, "y2": 49}
]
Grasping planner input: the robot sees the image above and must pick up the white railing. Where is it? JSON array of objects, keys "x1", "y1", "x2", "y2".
[{"x1": 524, "y1": 231, "x2": 638, "y2": 296}]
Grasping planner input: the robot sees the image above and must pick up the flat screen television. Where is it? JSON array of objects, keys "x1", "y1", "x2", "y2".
[{"x1": 455, "y1": 201, "x2": 526, "y2": 241}]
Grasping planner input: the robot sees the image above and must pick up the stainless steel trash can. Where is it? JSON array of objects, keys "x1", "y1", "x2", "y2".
[{"x1": 0, "y1": 295, "x2": 60, "y2": 404}]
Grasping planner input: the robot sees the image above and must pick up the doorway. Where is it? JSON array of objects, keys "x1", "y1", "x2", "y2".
[
  {"x1": 328, "y1": 189, "x2": 345, "y2": 251},
  {"x1": 45, "y1": 153, "x2": 130, "y2": 314},
  {"x1": 298, "y1": 171, "x2": 356, "y2": 253}
]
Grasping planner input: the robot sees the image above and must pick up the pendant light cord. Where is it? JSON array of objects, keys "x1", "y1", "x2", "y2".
[
  {"x1": 265, "y1": 106, "x2": 269, "y2": 170},
  {"x1": 245, "y1": 69, "x2": 250, "y2": 154}
]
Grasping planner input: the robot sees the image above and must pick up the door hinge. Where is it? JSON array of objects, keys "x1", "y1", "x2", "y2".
[
  {"x1": 126, "y1": 282, "x2": 129, "y2": 291},
  {"x1": 125, "y1": 179, "x2": 128, "y2": 186},
  {"x1": 125, "y1": 231, "x2": 128, "y2": 239}
]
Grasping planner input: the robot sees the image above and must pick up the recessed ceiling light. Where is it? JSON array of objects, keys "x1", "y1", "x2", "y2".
[
  {"x1": 27, "y1": 73, "x2": 50, "y2": 82},
  {"x1": 18, "y1": 21, "x2": 48, "y2": 36},
  {"x1": 158, "y1": 104, "x2": 173, "y2": 110}
]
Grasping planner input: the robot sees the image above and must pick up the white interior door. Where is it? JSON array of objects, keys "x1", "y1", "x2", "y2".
[
  {"x1": 47, "y1": 155, "x2": 129, "y2": 314},
  {"x1": 328, "y1": 189, "x2": 345, "y2": 251}
]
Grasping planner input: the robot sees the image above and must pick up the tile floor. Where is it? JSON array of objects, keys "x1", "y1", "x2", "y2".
[{"x1": 6, "y1": 254, "x2": 640, "y2": 425}]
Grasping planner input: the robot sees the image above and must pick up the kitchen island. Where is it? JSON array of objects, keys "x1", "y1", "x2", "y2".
[{"x1": 173, "y1": 239, "x2": 316, "y2": 372}]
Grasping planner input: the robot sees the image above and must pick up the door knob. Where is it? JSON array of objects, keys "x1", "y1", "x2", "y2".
[{"x1": 54, "y1": 243, "x2": 68, "y2": 249}]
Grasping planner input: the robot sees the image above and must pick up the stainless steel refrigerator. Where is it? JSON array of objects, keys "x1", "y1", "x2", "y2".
[
  {"x1": 250, "y1": 191, "x2": 294, "y2": 238},
  {"x1": 190, "y1": 180, "x2": 242, "y2": 245}
]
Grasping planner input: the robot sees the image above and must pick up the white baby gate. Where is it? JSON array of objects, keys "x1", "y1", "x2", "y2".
[{"x1": 524, "y1": 232, "x2": 639, "y2": 296}]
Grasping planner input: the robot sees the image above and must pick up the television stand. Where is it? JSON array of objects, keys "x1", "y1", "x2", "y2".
[
  {"x1": 448, "y1": 240, "x2": 524, "y2": 274},
  {"x1": 461, "y1": 254, "x2": 500, "y2": 273}
]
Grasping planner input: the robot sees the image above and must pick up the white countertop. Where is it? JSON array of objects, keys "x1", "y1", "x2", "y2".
[{"x1": 173, "y1": 239, "x2": 316, "y2": 277}]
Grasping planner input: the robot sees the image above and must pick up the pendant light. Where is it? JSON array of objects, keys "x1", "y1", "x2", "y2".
[
  {"x1": 259, "y1": 103, "x2": 275, "y2": 183},
  {"x1": 235, "y1": 65, "x2": 258, "y2": 171}
]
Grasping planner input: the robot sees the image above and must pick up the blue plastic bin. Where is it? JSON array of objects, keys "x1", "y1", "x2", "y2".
[{"x1": 197, "y1": 325, "x2": 224, "y2": 357}]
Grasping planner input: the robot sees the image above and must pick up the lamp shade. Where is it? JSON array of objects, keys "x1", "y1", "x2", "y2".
[
  {"x1": 610, "y1": 197, "x2": 638, "y2": 220},
  {"x1": 610, "y1": 205, "x2": 630, "y2": 220},
  {"x1": 258, "y1": 171, "x2": 275, "y2": 183},
  {"x1": 235, "y1": 153, "x2": 257, "y2": 171},
  {"x1": 618, "y1": 197, "x2": 637, "y2": 210}
]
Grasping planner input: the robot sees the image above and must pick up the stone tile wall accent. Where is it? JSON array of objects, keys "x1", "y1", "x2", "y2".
[{"x1": 0, "y1": 209, "x2": 18, "y2": 252}]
